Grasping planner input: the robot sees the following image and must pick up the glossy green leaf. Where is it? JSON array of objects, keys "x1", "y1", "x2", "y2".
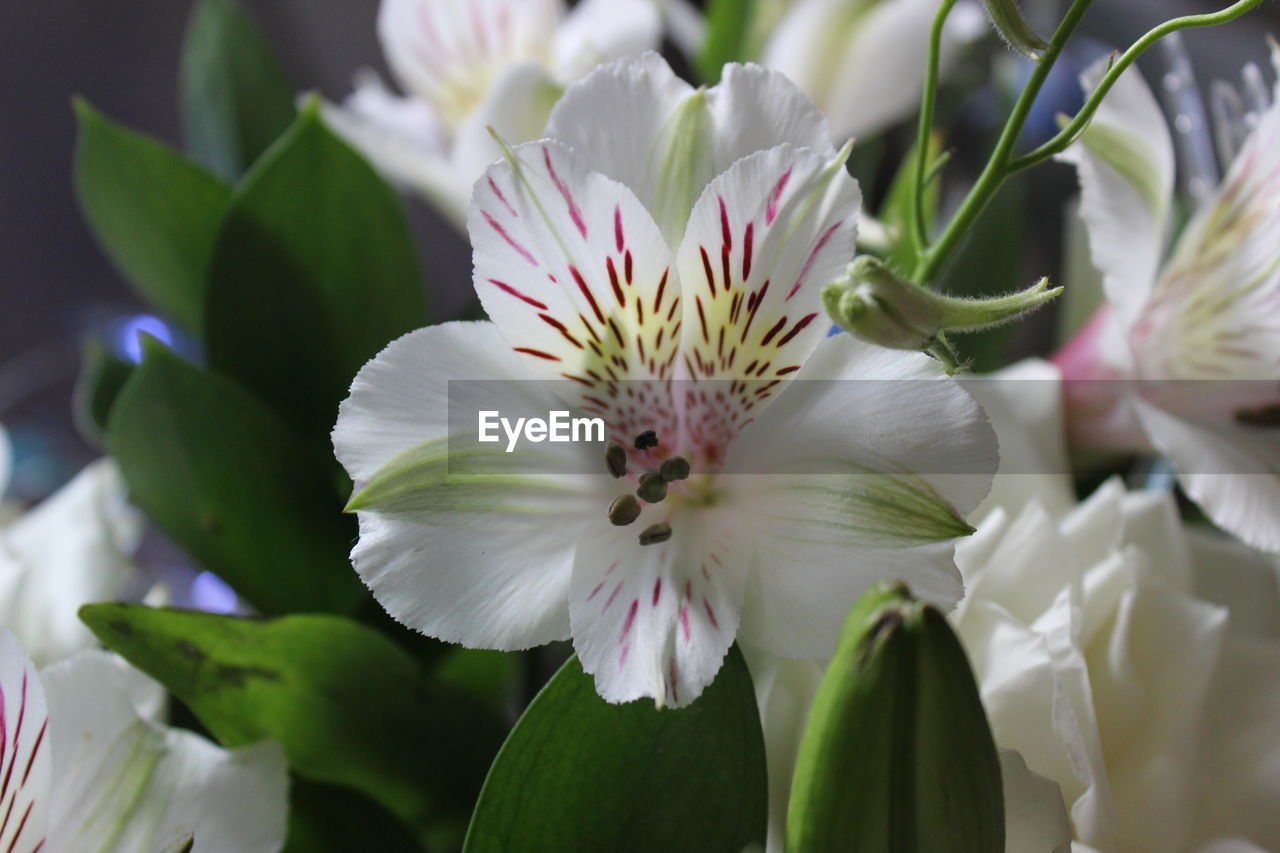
[
  {"x1": 180, "y1": 0, "x2": 296, "y2": 180},
  {"x1": 73, "y1": 100, "x2": 231, "y2": 330},
  {"x1": 203, "y1": 104, "x2": 428, "y2": 436},
  {"x1": 81, "y1": 605, "x2": 506, "y2": 840},
  {"x1": 787, "y1": 582, "x2": 1004, "y2": 853},
  {"x1": 464, "y1": 646, "x2": 767, "y2": 852},
  {"x1": 72, "y1": 338, "x2": 135, "y2": 446},
  {"x1": 697, "y1": 0, "x2": 759, "y2": 83},
  {"x1": 106, "y1": 340, "x2": 362, "y2": 614}
]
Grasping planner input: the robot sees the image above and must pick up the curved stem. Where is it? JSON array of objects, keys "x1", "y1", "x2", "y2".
[
  {"x1": 911, "y1": 0, "x2": 959, "y2": 249},
  {"x1": 913, "y1": 0, "x2": 1095, "y2": 284},
  {"x1": 1008, "y1": 0, "x2": 1267, "y2": 172}
]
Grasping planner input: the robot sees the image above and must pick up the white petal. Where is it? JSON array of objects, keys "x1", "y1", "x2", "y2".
[
  {"x1": 569, "y1": 506, "x2": 751, "y2": 707},
  {"x1": 378, "y1": 0, "x2": 561, "y2": 130},
  {"x1": 553, "y1": 0, "x2": 661, "y2": 81},
  {"x1": 334, "y1": 322, "x2": 604, "y2": 649},
  {"x1": 469, "y1": 139, "x2": 682, "y2": 405},
  {"x1": 450, "y1": 62, "x2": 563, "y2": 182},
  {"x1": 674, "y1": 144, "x2": 859, "y2": 415},
  {"x1": 1187, "y1": 527, "x2": 1280, "y2": 641},
  {"x1": 999, "y1": 748, "x2": 1073, "y2": 853},
  {"x1": 1057, "y1": 59, "x2": 1174, "y2": 328},
  {"x1": 763, "y1": 0, "x2": 984, "y2": 141},
  {"x1": 726, "y1": 334, "x2": 995, "y2": 657},
  {"x1": 0, "y1": 460, "x2": 141, "y2": 668},
  {"x1": 43, "y1": 651, "x2": 288, "y2": 853},
  {"x1": 545, "y1": 54, "x2": 832, "y2": 244},
  {"x1": 1133, "y1": 399, "x2": 1280, "y2": 552},
  {"x1": 0, "y1": 630, "x2": 49, "y2": 853},
  {"x1": 320, "y1": 77, "x2": 469, "y2": 229},
  {"x1": 962, "y1": 359, "x2": 1077, "y2": 521}
]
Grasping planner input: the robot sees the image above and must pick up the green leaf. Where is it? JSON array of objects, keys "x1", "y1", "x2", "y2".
[
  {"x1": 81, "y1": 605, "x2": 507, "y2": 840},
  {"x1": 72, "y1": 338, "x2": 135, "y2": 446},
  {"x1": 464, "y1": 647, "x2": 767, "y2": 852},
  {"x1": 180, "y1": 0, "x2": 296, "y2": 180},
  {"x1": 73, "y1": 100, "x2": 232, "y2": 330},
  {"x1": 787, "y1": 581, "x2": 1004, "y2": 853},
  {"x1": 106, "y1": 340, "x2": 363, "y2": 614},
  {"x1": 697, "y1": 0, "x2": 759, "y2": 83},
  {"x1": 878, "y1": 136, "x2": 943, "y2": 275},
  {"x1": 203, "y1": 103, "x2": 429, "y2": 436},
  {"x1": 285, "y1": 779, "x2": 422, "y2": 853}
]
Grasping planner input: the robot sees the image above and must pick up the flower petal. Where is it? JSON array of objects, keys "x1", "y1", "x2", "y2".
[
  {"x1": 43, "y1": 651, "x2": 288, "y2": 853},
  {"x1": 762, "y1": 0, "x2": 986, "y2": 141},
  {"x1": 470, "y1": 139, "x2": 681, "y2": 398},
  {"x1": 1133, "y1": 399, "x2": 1280, "y2": 552},
  {"x1": 999, "y1": 748, "x2": 1074, "y2": 853},
  {"x1": 1057, "y1": 60, "x2": 1175, "y2": 328},
  {"x1": 672, "y1": 144, "x2": 859, "y2": 443},
  {"x1": 545, "y1": 54, "x2": 833, "y2": 244},
  {"x1": 0, "y1": 460, "x2": 141, "y2": 668},
  {"x1": 553, "y1": 0, "x2": 662, "y2": 81},
  {"x1": 569, "y1": 506, "x2": 751, "y2": 707},
  {"x1": 335, "y1": 322, "x2": 604, "y2": 649},
  {"x1": 0, "y1": 630, "x2": 49, "y2": 853},
  {"x1": 450, "y1": 63, "x2": 564, "y2": 184},
  {"x1": 378, "y1": 0, "x2": 561, "y2": 130}
]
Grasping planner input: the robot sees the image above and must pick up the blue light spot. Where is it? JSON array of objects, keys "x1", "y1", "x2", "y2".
[
  {"x1": 117, "y1": 315, "x2": 173, "y2": 364},
  {"x1": 191, "y1": 571, "x2": 240, "y2": 615}
]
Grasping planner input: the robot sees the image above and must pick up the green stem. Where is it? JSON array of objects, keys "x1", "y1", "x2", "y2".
[
  {"x1": 1008, "y1": 0, "x2": 1268, "y2": 172},
  {"x1": 913, "y1": 0, "x2": 1095, "y2": 284},
  {"x1": 911, "y1": 0, "x2": 959, "y2": 249}
]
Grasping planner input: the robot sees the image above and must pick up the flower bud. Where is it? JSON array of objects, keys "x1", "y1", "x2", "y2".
[
  {"x1": 824, "y1": 257, "x2": 1062, "y2": 354},
  {"x1": 980, "y1": 0, "x2": 1049, "y2": 60},
  {"x1": 786, "y1": 581, "x2": 1004, "y2": 853}
]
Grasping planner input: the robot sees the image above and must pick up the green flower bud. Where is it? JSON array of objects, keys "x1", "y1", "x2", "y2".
[
  {"x1": 980, "y1": 0, "x2": 1049, "y2": 60},
  {"x1": 823, "y1": 257, "x2": 1062, "y2": 354},
  {"x1": 786, "y1": 581, "x2": 1004, "y2": 853}
]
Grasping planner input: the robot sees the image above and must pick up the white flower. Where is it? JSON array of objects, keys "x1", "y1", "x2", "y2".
[
  {"x1": 952, "y1": 362, "x2": 1280, "y2": 852},
  {"x1": 0, "y1": 630, "x2": 288, "y2": 853},
  {"x1": 760, "y1": 0, "x2": 986, "y2": 142},
  {"x1": 0, "y1": 452, "x2": 143, "y2": 668},
  {"x1": 334, "y1": 55, "x2": 996, "y2": 708},
  {"x1": 321, "y1": 0, "x2": 661, "y2": 228},
  {"x1": 1055, "y1": 51, "x2": 1280, "y2": 553}
]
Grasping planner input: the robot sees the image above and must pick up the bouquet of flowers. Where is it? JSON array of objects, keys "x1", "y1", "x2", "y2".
[{"x1": 4, "y1": 0, "x2": 1277, "y2": 850}]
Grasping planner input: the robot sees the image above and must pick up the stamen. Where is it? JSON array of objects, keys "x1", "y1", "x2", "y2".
[
  {"x1": 639, "y1": 522, "x2": 672, "y2": 545},
  {"x1": 604, "y1": 442, "x2": 628, "y2": 478},
  {"x1": 637, "y1": 473, "x2": 668, "y2": 503},
  {"x1": 634, "y1": 430, "x2": 659, "y2": 450},
  {"x1": 659, "y1": 456, "x2": 691, "y2": 481},
  {"x1": 608, "y1": 494, "x2": 642, "y2": 526}
]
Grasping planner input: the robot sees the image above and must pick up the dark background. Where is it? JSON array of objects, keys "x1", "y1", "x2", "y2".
[{"x1": 0, "y1": 0, "x2": 1275, "y2": 490}]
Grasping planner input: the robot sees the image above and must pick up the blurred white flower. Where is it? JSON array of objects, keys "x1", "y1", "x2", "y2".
[
  {"x1": 334, "y1": 55, "x2": 996, "y2": 708},
  {"x1": 0, "y1": 441, "x2": 143, "y2": 668},
  {"x1": 322, "y1": 0, "x2": 661, "y2": 228},
  {"x1": 0, "y1": 630, "x2": 287, "y2": 853},
  {"x1": 1055, "y1": 50, "x2": 1280, "y2": 553},
  {"x1": 760, "y1": 0, "x2": 987, "y2": 142}
]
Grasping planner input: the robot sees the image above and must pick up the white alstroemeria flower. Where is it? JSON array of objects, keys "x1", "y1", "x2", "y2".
[
  {"x1": 760, "y1": 0, "x2": 986, "y2": 141},
  {"x1": 1055, "y1": 52, "x2": 1280, "y2": 553},
  {"x1": 0, "y1": 631, "x2": 288, "y2": 853},
  {"x1": 0, "y1": 458, "x2": 142, "y2": 668},
  {"x1": 334, "y1": 55, "x2": 996, "y2": 708},
  {"x1": 322, "y1": 0, "x2": 661, "y2": 228}
]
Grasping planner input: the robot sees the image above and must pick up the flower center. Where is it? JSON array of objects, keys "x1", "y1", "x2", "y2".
[{"x1": 603, "y1": 433, "x2": 706, "y2": 545}]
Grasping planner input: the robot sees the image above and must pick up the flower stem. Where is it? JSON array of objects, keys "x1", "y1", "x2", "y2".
[
  {"x1": 1008, "y1": 0, "x2": 1268, "y2": 172},
  {"x1": 913, "y1": 0, "x2": 1095, "y2": 285},
  {"x1": 912, "y1": 0, "x2": 959, "y2": 249}
]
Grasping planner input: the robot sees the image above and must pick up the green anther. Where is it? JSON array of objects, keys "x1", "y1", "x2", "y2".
[
  {"x1": 659, "y1": 456, "x2": 691, "y2": 482},
  {"x1": 605, "y1": 442, "x2": 628, "y2": 478},
  {"x1": 639, "y1": 522, "x2": 672, "y2": 546},
  {"x1": 608, "y1": 494, "x2": 642, "y2": 526},
  {"x1": 637, "y1": 473, "x2": 669, "y2": 504}
]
